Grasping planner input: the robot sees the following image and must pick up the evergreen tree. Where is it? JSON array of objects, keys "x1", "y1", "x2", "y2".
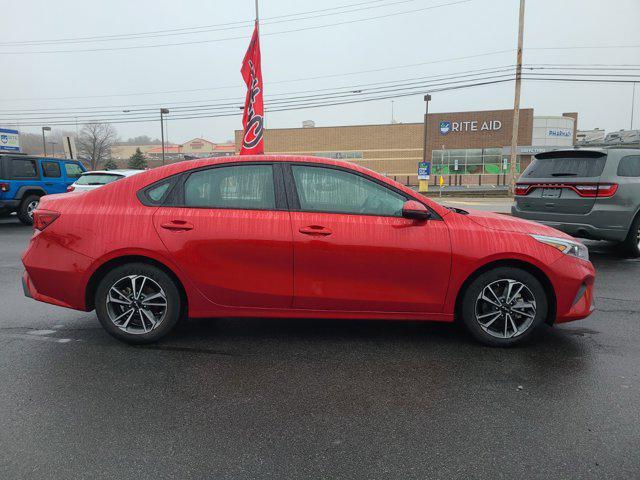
[
  {"x1": 103, "y1": 158, "x2": 118, "y2": 170},
  {"x1": 127, "y1": 148, "x2": 147, "y2": 170}
]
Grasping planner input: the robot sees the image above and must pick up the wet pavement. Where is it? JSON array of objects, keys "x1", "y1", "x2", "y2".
[{"x1": 0, "y1": 216, "x2": 638, "y2": 479}]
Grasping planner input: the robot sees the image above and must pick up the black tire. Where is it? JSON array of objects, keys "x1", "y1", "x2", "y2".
[
  {"x1": 17, "y1": 195, "x2": 40, "y2": 225},
  {"x1": 621, "y1": 213, "x2": 640, "y2": 258},
  {"x1": 460, "y1": 267, "x2": 548, "y2": 347},
  {"x1": 95, "y1": 263, "x2": 183, "y2": 344}
]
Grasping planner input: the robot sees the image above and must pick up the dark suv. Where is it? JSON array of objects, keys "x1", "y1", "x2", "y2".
[
  {"x1": 0, "y1": 154, "x2": 86, "y2": 225},
  {"x1": 512, "y1": 148, "x2": 640, "y2": 256}
]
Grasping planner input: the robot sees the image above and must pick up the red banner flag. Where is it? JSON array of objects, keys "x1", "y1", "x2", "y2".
[{"x1": 240, "y1": 22, "x2": 264, "y2": 155}]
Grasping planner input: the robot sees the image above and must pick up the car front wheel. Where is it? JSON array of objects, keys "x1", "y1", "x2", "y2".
[
  {"x1": 95, "y1": 263, "x2": 183, "y2": 344},
  {"x1": 460, "y1": 267, "x2": 548, "y2": 347}
]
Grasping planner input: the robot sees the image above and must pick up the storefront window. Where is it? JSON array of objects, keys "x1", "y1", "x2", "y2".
[{"x1": 431, "y1": 148, "x2": 521, "y2": 175}]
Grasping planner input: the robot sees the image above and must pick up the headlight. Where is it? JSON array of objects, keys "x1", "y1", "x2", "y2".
[{"x1": 530, "y1": 234, "x2": 589, "y2": 261}]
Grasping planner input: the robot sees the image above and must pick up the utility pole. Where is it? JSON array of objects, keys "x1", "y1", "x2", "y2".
[
  {"x1": 508, "y1": 0, "x2": 525, "y2": 197},
  {"x1": 160, "y1": 108, "x2": 169, "y2": 166},
  {"x1": 632, "y1": 82, "x2": 637, "y2": 129}
]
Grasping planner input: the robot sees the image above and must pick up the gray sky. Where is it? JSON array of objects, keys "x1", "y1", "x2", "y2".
[{"x1": 2, "y1": 0, "x2": 639, "y2": 143}]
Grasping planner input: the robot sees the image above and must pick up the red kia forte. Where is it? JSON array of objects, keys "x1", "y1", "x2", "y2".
[{"x1": 21, "y1": 156, "x2": 595, "y2": 346}]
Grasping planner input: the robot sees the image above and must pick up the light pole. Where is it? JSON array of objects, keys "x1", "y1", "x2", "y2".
[
  {"x1": 42, "y1": 126, "x2": 51, "y2": 156},
  {"x1": 422, "y1": 95, "x2": 431, "y2": 165},
  {"x1": 632, "y1": 82, "x2": 637, "y2": 130},
  {"x1": 160, "y1": 108, "x2": 169, "y2": 166},
  {"x1": 48, "y1": 141, "x2": 57, "y2": 158}
]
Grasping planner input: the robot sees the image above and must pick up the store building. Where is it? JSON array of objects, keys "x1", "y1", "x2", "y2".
[{"x1": 234, "y1": 108, "x2": 578, "y2": 186}]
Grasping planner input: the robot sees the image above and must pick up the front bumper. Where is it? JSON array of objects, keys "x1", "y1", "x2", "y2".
[{"x1": 548, "y1": 254, "x2": 595, "y2": 323}]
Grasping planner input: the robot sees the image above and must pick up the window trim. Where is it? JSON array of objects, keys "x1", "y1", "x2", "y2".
[{"x1": 283, "y1": 162, "x2": 441, "y2": 220}]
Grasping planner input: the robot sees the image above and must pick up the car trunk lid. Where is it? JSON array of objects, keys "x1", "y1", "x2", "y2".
[{"x1": 514, "y1": 150, "x2": 609, "y2": 214}]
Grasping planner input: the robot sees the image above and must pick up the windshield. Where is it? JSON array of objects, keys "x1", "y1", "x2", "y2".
[
  {"x1": 75, "y1": 173, "x2": 123, "y2": 186},
  {"x1": 523, "y1": 155, "x2": 606, "y2": 178}
]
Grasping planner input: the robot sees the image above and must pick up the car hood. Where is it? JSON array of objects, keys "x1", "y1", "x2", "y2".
[{"x1": 461, "y1": 208, "x2": 575, "y2": 239}]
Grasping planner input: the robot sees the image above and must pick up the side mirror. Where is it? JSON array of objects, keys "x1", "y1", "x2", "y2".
[{"x1": 402, "y1": 200, "x2": 431, "y2": 220}]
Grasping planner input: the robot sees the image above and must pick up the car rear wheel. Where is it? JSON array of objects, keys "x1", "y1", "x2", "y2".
[
  {"x1": 17, "y1": 195, "x2": 40, "y2": 225},
  {"x1": 621, "y1": 213, "x2": 640, "y2": 258},
  {"x1": 95, "y1": 263, "x2": 182, "y2": 344},
  {"x1": 460, "y1": 267, "x2": 548, "y2": 347}
]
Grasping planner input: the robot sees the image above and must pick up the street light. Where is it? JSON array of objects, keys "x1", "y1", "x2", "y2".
[
  {"x1": 160, "y1": 108, "x2": 169, "y2": 166},
  {"x1": 42, "y1": 126, "x2": 51, "y2": 156}
]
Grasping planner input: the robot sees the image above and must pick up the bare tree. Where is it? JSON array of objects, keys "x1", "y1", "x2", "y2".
[{"x1": 77, "y1": 123, "x2": 118, "y2": 170}]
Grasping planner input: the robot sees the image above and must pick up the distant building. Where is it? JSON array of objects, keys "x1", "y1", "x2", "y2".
[{"x1": 576, "y1": 128, "x2": 606, "y2": 145}]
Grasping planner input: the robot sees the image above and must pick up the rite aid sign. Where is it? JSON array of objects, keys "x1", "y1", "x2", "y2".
[
  {"x1": 0, "y1": 128, "x2": 20, "y2": 152},
  {"x1": 439, "y1": 120, "x2": 502, "y2": 135}
]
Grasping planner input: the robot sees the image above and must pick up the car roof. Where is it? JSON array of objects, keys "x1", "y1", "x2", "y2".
[{"x1": 81, "y1": 169, "x2": 143, "y2": 176}]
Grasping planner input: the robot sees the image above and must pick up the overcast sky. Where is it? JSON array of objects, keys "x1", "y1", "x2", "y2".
[{"x1": 2, "y1": 0, "x2": 639, "y2": 144}]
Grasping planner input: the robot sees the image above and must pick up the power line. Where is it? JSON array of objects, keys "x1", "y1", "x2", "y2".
[
  {"x1": 0, "y1": 0, "x2": 428, "y2": 46},
  {"x1": 0, "y1": 66, "x2": 517, "y2": 116},
  {"x1": 0, "y1": 0, "x2": 471, "y2": 55}
]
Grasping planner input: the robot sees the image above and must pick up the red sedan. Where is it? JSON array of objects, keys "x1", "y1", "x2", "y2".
[{"x1": 21, "y1": 156, "x2": 595, "y2": 346}]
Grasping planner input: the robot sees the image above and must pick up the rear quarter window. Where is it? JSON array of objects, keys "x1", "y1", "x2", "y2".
[
  {"x1": 10, "y1": 159, "x2": 38, "y2": 179},
  {"x1": 617, "y1": 155, "x2": 640, "y2": 177},
  {"x1": 523, "y1": 154, "x2": 606, "y2": 178},
  {"x1": 64, "y1": 163, "x2": 84, "y2": 179}
]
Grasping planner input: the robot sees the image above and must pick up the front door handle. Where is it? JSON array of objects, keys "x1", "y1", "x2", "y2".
[
  {"x1": 299, "y1": 225, "x2": 332, "y2": 236},
  {"x1": 161, "y1": 220, "x2": 194, "y2": 231}
]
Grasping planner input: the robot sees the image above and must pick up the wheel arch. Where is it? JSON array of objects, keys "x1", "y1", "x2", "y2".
[
  {"x1": 85, "y1": 254, "x2": 188, "y2": 316},
  {"x1": 454, "y1": 259, "x2": 557, "y2": 326},
  {"x1": 17, "y1": 187, "x2": 47, "y2": 201}
]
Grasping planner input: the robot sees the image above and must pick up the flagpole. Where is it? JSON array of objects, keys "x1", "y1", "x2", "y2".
[{"x1": 255, "y1": 0, "x2": 259, "y2": 25}]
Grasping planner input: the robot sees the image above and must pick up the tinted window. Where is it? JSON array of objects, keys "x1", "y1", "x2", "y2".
[
  {"x1": 148, "y1": 183, "x2": 170, "y2": 202},
  {"x1": 292, "y1": 165, "x2": 406, "y2": 216},
  {"x1": 184, "y1": 165, "x2": 275, "y2": 209},
  {"x1": 523, "y1": 156, "x2": 606, "y2": 178},
  {"x1": 617, "y1": 155, "x2": 640, "y2": 177},
  {"x1": 75, "y1": 173, "x2": 122, "y2": 185},
  {"x1": 10, "y1": 159, "x2": 38, "y2": 178},
  {"x1": 64, "y1": 163, "x2": 84, "y2": 179},
  {"x1": 42, "y1": 161, "x2": 61, "y2": 178}
]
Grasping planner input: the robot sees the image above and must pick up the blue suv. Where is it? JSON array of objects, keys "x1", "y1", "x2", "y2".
[{"x1": 0, "y1": 154, "x2": 86, "y2": 225}]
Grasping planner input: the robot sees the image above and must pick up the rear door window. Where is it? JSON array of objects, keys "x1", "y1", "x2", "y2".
[
  {"x1": 10, "y1": 158, "x2": 38, "y2": 179},
  {"x1": 42, "y1": 161, "x2": 62, "y2": 178},
  {"x1": 617, "y1": 155, "x2": 640, "y2": 177},
  {"x1": 184, "y1": 165, "x2": 276, "y2": 210},
  {"x1": 523, "y1": 155, "x2": 606, "y2": 178}
]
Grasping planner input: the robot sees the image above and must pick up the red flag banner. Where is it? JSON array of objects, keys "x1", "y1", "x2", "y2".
[{"x1": 240, "y1": 22, "x2": 264, "y2": 155}]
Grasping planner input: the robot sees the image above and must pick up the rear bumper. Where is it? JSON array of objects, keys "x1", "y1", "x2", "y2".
[
  {"x1": 0, "y1": 199, "x2": 19, "y2": 213},
  {"x1": 21, "y1": 233, "x2": 93, "y2": 311},
  {"x1": 512, "y1": 205, "x2": 629, "y2": 241}
]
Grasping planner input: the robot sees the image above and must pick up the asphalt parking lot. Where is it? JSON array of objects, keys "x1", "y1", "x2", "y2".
[{"x1": 1, "y1": 215, "x2": 639, "y2": 480}]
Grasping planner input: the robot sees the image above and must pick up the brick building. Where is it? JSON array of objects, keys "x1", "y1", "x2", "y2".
[{"x1": 235, "y1": 108, "x2": 577, "y2": 186}]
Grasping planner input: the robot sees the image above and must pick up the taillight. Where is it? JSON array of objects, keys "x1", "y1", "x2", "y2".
[
  {"x1": 66, "y1": 185, "x2": 75, "y2": 192},
  {"x1": 595, "y1": 183, "x2": 618, "y2": 197},
  {"x1": 514, "y1": 184, "x2": 530, "y2": 196},
  {"x1": 574, "y1": 183, "x2": 618, "y2": 198},
  {"x1": 0, "y1": 182, "x2": 9, "y2": 192},
  {"x1": 33, "y1": 210, "x2": 60, "y2": 231}
]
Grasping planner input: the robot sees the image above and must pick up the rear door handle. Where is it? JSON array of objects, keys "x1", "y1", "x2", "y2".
[
  {"x1": 44, "y1": 182, "x2": 54, "y2": 186},
  {"x1": 299, "y1": 225, "x2": 332, "y2": 236},
  {"x1": 161, "y1": 220, "x2": 194, "y2": 231}
]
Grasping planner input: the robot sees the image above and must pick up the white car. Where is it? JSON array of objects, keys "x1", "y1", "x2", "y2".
[{"x1": 67, "y1": 170, "x2": 143, "y2": 192}]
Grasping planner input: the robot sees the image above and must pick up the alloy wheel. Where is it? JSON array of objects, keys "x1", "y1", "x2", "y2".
[
  {"x1": 26, "y1": 200, "x2": 39, "y2": 219},
  {"x1": 474, "y1": 279, "x2": 537, "y2": 339},
  {"x1": 105, "y1": 275, "x2": 168, "y2": 335}
]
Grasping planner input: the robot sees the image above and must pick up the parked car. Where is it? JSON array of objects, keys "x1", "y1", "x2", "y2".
[
  {"x1": 0, "y1": 154, "x2": 86, "y2": 224},
  {"x1": 68, "y1": 169, "x2": 143, "y2": 192},
  {"x1": 22, "y1": 156, "x2": 594, "y2": 347},
  {"x1": 512, "y1": 148, "x2": 640, "y2": 257}
]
